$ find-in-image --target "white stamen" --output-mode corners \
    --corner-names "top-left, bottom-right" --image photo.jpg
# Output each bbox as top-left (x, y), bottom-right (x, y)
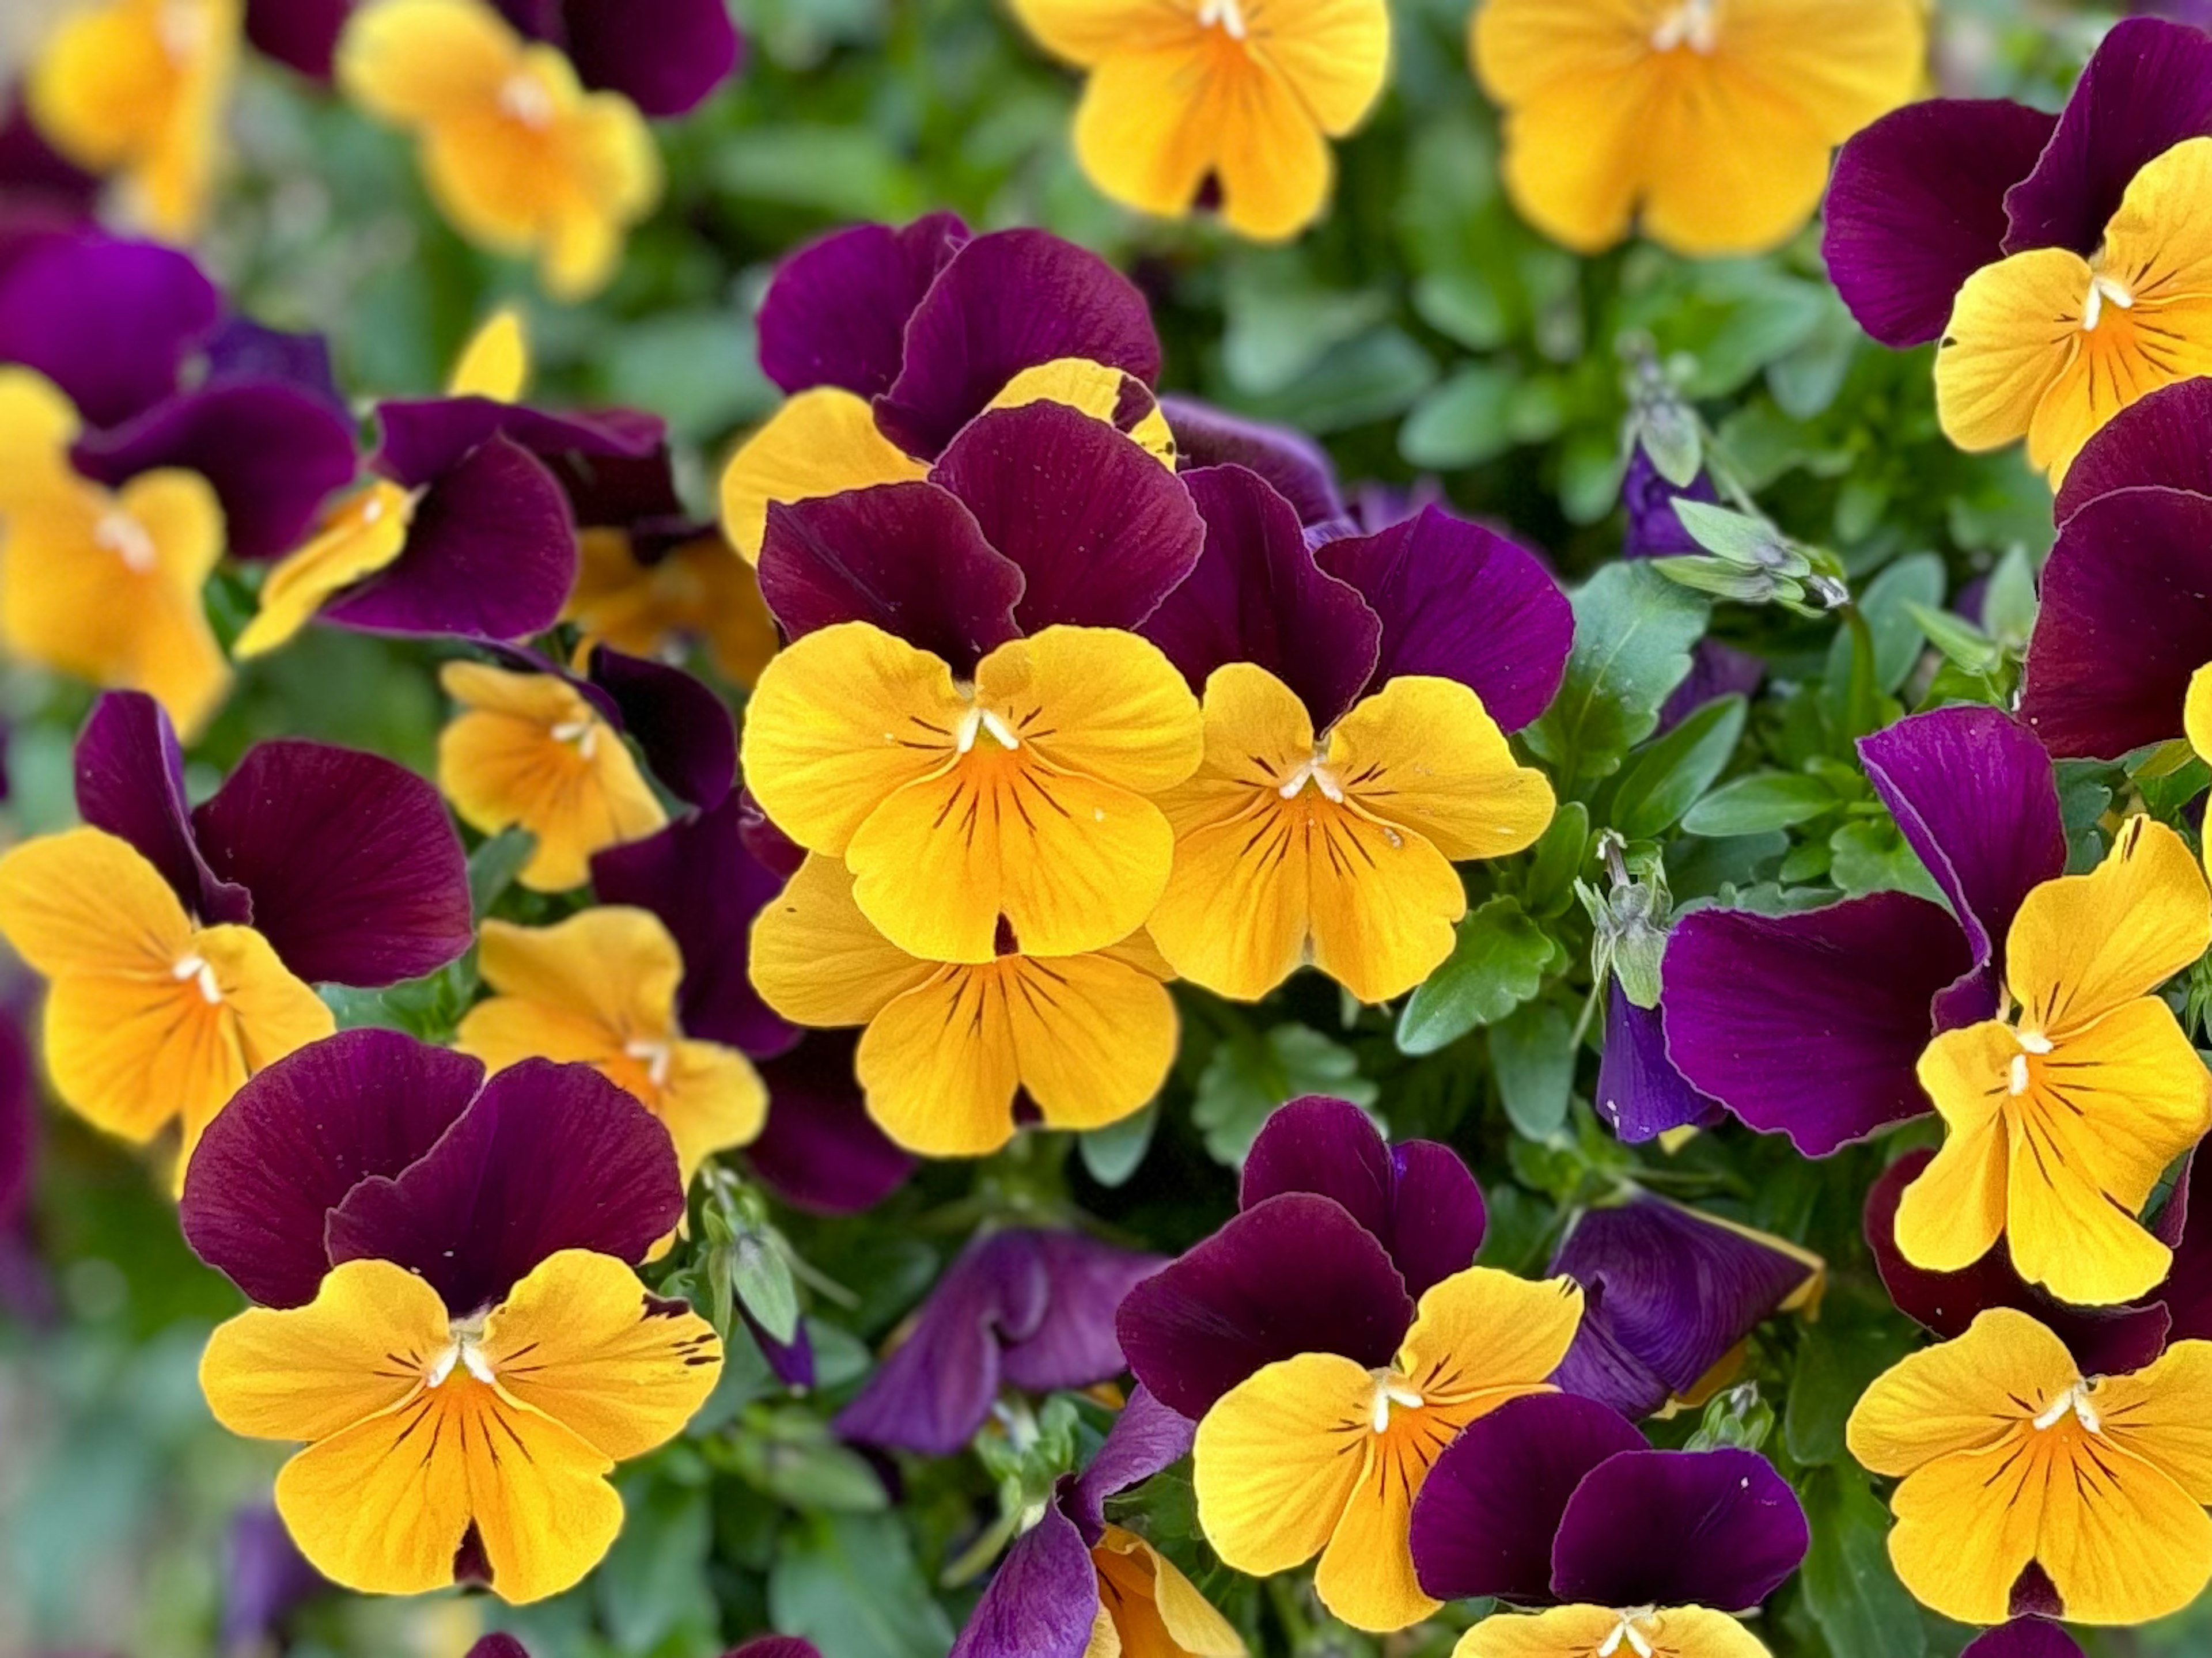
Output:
top-left (171, 953), bottom-right (221, 1004)
top-left (361, 495), bottom-right (385, 525)
top-left (1367, 1374), bottom-right (1425, 1432)
top-left (549, 718), bottom-right (599, 760)
top-left (1599, 1612), bottom-right (1661, 1658)
top-left (2008, 1053), bottom-right (2031, 1097)
top-left (624, 1036), bottom-right (674, 1090)
top-left (159, 1), bottom-right (210, 60)
top-left (2016, 1029), bottom-right (2054, 1054)
top-left (2034, 1381), bottom-right (2102, 1435)
top-left (430, 1314), bottom-right (497, 1388)
top-left (1277, 754), bottom-right (1345, 803)
top-left (953, 707), bottom-right (1021, 754)
top-left (498, 73), bottom-right (555, 130)
top-left (1652, 0), bottom-right (1719, 53)
top-left (426, 1342), bottom-right (460, 1388)
top-left (94, 510), bottom-right (158, 574)
top-left (1197, 0), bottom-right (1248, 40)
top-left (2082, 274), bottom-right (2137, 332)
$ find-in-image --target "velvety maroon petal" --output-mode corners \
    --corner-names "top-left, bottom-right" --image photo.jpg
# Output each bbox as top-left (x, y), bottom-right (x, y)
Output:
top-left (1597, 985), bottom-right (1724, 1144)
top-left (724, 1642), bottom-right (822, 1658)
top-left (757, 482), bottom-right (1024, 676)
top-left (1549, 1197), bottom-right (1819, 1420)
top-left (931, 403), bottom-right (1204, 632)
top-left (1408, 1392), bottom-right (1644, 1605)
top-left (0, 233), bottom-right (217, 426)
top-left (2160, 1158), bottom-right (2212, 1344)
top-left (746, 1036), bottom-right (915, 1213)
top-left (373, 397), bottom-right (662, 493)
top-left (2055, 379), bottom-right (2212, 520)
top-left (244, 0), bottom-right (349, 77)
top-left (998, 1232), bottom-right (1163, 1394)
top-left (1662, 894), bottom-right (1968, 1156)
top-left (1550, 1448), bottom-right (1809, 1612)
top-left (1313, 505), bottom-right (1571, 731)
top-left (1067, 1387), bottom-right (1193, 1539)
top-left (466, 1639), bottom-right (531, 1658)
top-left (2021, 485), bottom-right (2212, 758)
top-left (179, 1031), bottom-right (484, 1308)
top-left (1823, 99), bottom-right (2058, 348)
top-left (1139, 465), bottom-right (1381, 731)
top-left (554, 0), bottom-right (741, 116)
top-left (1157, 395), bottom-right (1343, 526)
top-left (874, 229), bottom-right (1161, 462)
top-left (948, 1502), bottom-right (1098, 1658)
top-left (1962, 1624), bottom-right (2085, 1658)
top-left (1116, 1194), bottom-right (1412, 1420)
top-left (0, 98), bottom-right (98, 222)
top-left (2005, 17), bottom-right (2212, 256)
top-left (74, 691), bottom-right (250, 925)
top-left (192, 740), bottom-right (472, 988)
top-left (757, 214), bottom-right (969, 401)
top-left (323, 1058), bottom-right (684, 1316)
top-left (584, 646), bottom-right (736, 810)
top-left (201, 316), bottom-right (350, 425)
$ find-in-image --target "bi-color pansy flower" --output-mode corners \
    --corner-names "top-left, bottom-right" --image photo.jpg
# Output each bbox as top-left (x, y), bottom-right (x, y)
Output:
top-left (180, 1029), bottom-right (722, 1602)
top-left (1827, 17), bottom-right (2212, 481)
top-left (1474, 0), bottom-right (1924, 257)
top-left (1847, 1308), bottom-right (2212, 1625)
top-left (1410, 1393), bottom-right (1809, 1658)
top-left (0, 692), bottom-right (471, 1173)
top-left (1006, 0), bottom-right (1391, 241)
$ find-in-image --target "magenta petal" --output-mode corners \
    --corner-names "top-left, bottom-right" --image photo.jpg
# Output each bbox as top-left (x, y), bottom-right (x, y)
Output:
top-left (932, 403), bottom-right (1204, 632)
top-left (757, 214), bottom-right (970, 401)
top-left (1550, 1448), bottom-right (1808, 1612)
top-left (373, 396), bottom-right (662, 493)
top-left (2021, 485), bottom-right (2212, 758)
top-left (73, 691), bottom-right (250, 925)
top-left (1313, 506), bottom-right (1571, 731)
top-left (201, 316), bottom-right (349, 425)
top-left (552, 0), bottom-right (741, 116)
top-left (948, 1503), bottom-right (1098, 1658)
top-left (1823, 98), bottom-right (2058, 348)
top-left (757, 481), bottom-right (1025, 676)
top-left (2055, 379), bottom-right (2212, 519)
top-left (324, 1058), bottom-right (684, 1316)
top-left (1963, 1624), bottom-right (2085, 1658)
top-left (998, 1232), bottom-right (1162, 1395)
top-left (191, 740), bottom-right (472, 988)
top-left (1662, 894), bottom-right (1968, 1156)
top-left (1116, 1193), bottom-right (1413, 1419)
top-left (747, 1036), bottom-right (916, 1213)
top-left (1157, 395), bottom-right (1343, 526)
top-left (1139, 465), bottom-right (1381, 731)
top-left (466, 1640), bottom-right (532, 1658)
top-left (1408, 1391), bottom-right (1645, 1604)
top-left (1067, 1387), bottom-right (1193, 1538)
top-left (744, 1306), bottom-right (816, 1390)
top-left (725, 1642), bottom-right (822, 1658)
top-left (874, 229), bottom-right (1161, 462)
top-left (1621, 452), bottom-right (1720, 560)
top-left (584, 647), bottom-right (736, 809)
top-left (1596, 985), bottom-right (1723, 1144)
top-left (2005, 18), bottom-right (2212, 256)
top-left (244, 0), bottom-right (349, 77)
top-left (179, 1031), bottom-right (484, 1308)
top-left (0, 234), bottom-right (217, 426)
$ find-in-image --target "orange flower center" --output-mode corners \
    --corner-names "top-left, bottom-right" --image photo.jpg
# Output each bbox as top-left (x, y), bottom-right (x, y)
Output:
top-left (1652, 0), bottom-right (1719, 54)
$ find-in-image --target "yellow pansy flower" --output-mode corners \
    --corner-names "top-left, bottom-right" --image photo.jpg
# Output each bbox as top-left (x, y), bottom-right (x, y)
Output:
top-left (564, 527), bottom-right (781, 688)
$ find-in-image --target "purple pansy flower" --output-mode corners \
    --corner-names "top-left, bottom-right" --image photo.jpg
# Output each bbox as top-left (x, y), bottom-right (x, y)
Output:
top-left (1662, 704), bottom-right (2065, 1155)
top-left (836, 1228), bottom-right (1164, 1456)
top-left (472, 1639), bottom-right (820, 1658)
top-left (1116, 1096), bottom-right (1486, 1420)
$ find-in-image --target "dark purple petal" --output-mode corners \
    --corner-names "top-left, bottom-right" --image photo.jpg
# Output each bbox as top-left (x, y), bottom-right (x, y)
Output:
top-left (1620, 453), bottom-right (1721, 560)
top-left (1662, 894), bottom-right (1968, 1156)
top-left (1656, 644), bottom-right (1764, 737)
top-left (179, 1031), bottom-right (484, 1309)
top-left (1067, 1387), bottom-right (1193, 1539)
top-left (1865, 1151), bottom-right (2173, 1376)
top-left (590, 790), bottom-right (796, 1056)
top-left (1116, 1194), bottom-right (1412, 1420)
top-left (2005, 17), bottom-right (2212, 256)
top-left (757, 214), bottom-right (970, 401)
top-left (1408, 1392), bottom-right (1645, 1605)
top-left (757, 482), bottom-right (1024, 677)
top-left (1551, 1448), bottom-right (1809, 1612)
top-left (73, 691), bottom-right (249, 925)
top-left (201, 317), bottom-right (350, 424)
top-left (1157, 395), bottom-right (1343, 526)
top-left (931, 403), bottom-right (1204, 632)
top-left (0, 234), bottom-right (217, 426)
top-left (747, 1037), bottom-right (915, 1213)
top-left (373, 397), bottom-right (662, 493)
top-left (323, 434), bottom-right (575, 642)
top-left (874, 229), bottom-right (1161, 462)
top-left (948, 1503), bottom-right (1098, 1658)
top-left (1823, 99), bottom-right (2059, 348)
top-left (468, 1639), bottom-right (531, 1658)
top-left (998, 1232), bottom-right (1163, 1394)
top-left (743, 1304), bottom-right (816, 1390)
top-left (1313, 506), bottom-right (1571, 731)
top-left (244, 0), bottom-right (349, 77)
top-left (324, 1058), bottom-right (685, 1316)
top-left (2056, 379), bottom-right (2212, 519)
top-left (584, 646), bottom-right (736, 809)
top-left (724, 1642), bottom-right (823, 1658)
top-left (554, 0), bottom-right (742, 116)
top-left (738, 787), bottom-right (808, 881)
top-left (1596, 984), bottom-right (1724, 1144)
top-left (1962, 1624), bottom-right (2085, 1658)
top-left (0, 983), bottom-right (46, 1325)
top-left (2160, 1156), bottom-right (2212, 1343)
top-left (222, 1506), bottom-right (326, 1652)
top-left (1139, 465), bottom-right (1381, 731)
top-left (0, 99), bottom-right (97, 225)
top-left (192, 740), bottom-right (473, 988)
top-left (1549, 1197), bottom-right (1820, 1419)
top-left (2021, 485), bottom-right (2212, 758)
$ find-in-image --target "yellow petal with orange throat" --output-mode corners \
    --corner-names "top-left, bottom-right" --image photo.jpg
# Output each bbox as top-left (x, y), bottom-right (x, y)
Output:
top-left (719, 388), bottom-right (929, 563)
top-left (1193, 1350), bottom-right (1373, 1577)
top-left (235, 481), bottom-right (416, 659)
top-left (1894, 1022), bottom-right (2012, 1275)
top-left (2095, 1340), bottom-right (2212, 1503)
top-left (1332, 677), bottom-right (1554, 859)
top-left (855, 965), bottom-right (1024, 1156)
top-left (1399, 1267), bottom-right (1582, 1406)
top-left (1092, 1526), bottom-right (1246, 1658)
top-left (1455, 1605), bottom-right (1773, 1658)
top-left (747, 855), bottom-right (936, 1029)
top-left (1934, 247), bottom-right (2096, 460)
top-left (1845, 1307), bottom-right (2081, 1477)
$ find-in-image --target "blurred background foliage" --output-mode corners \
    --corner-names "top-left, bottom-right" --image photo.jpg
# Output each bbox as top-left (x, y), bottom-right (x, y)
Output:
top-left (3, 1), bottom-right (2205, 1656)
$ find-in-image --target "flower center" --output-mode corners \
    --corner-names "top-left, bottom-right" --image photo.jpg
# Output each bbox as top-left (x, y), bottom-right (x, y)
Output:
top-left (1366, 1370), bottom-right (1425, 1432)
top-left (1652, 0), bottom-right (1719, 53)
top-left (427, 1313), bottom-right (497, 1388)
top-left (624, 1035), bottom-right (673, 1090)
top-left (2008, 1026), bottom-right (2054, 1096)
top-left (171, 952), bottom-right (221, 1004)
top-left (159, 0), bottom-right (210, 62)
top-left (953, 706), bottom-right (1022, 755)
top-left (2033, 1380), bottom-right (2102, 1434)
top-left (1599, 1610), bottom-right (1662, 1658)
top-left (549, 718), bottom-right (600, 761)
top-left (498, 71), bottom-right (556, 131)
top-left (94, 510), bottom-right (158, 575)
top-left (2082, 273), bottom-right (2137, 332)
top-left (1277, 750), bottom-right (1344, 803)
top-left (1198, 0), bottom-right (1248, 40)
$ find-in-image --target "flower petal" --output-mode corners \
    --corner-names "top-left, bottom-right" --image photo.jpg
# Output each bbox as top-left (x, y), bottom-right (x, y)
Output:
top-left (746, 855), bottom-right (935, 1029)
top-left (719, 387), bottom-right (931, 564)
top-left (1191, 1351), bottom-right (1372, 1576)
top-left (853, 968), bottom-right (1024, 1156)
top-left (1069, 1387), bottom-right (1196, 1532)
top-left (947, 1501), bottom-right (1098, 1658)
top-left (1933, 246), bottom-right (2091, 457)
top-left (1962, 1624), bottom-right (2087, 1658)
top-left (1844, 1307), bottom-right (2080, 1476)
top-left (1158, 396), bottom-right (1343, 526)
top-left (2053, 377), bottom-right (2212, 519)
top-left (1551, 1448), bottom-right (1809, 1613)
top-left (73, 689), bottom-right (249, 925)
top-left (1001, 951), bottom-right (1179, 1136)
top-left (581, 646), bottom-right (737, 811)
top-left (756, 214), bottom-right (970, 401)
top-left (2006, 816), bottom-right (2210, 1034)
top-left (1596, 984), bottom-right (1724, 1145)
top-left (1330, 676), bottom-right (1556, 862)
top-left (746, 1034), bottom-right (916, 1215)
top-left (0, 233), bottom-right (217, 427)
top-left (551, 0), bottom-right (742, 117)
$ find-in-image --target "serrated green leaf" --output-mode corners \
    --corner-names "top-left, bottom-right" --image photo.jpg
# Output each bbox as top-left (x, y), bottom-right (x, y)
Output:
top-left (1489, 1001), bottom-right (1575, 1140)
top-left (1526, 564), bottom-right (1708, 786)
top-left (1397, 896), bottom-right (1554, 1056)
top-left (1609, 694), bottom-right (1749, 841)
top-left (1681, 772), bottom-right (1835, 837)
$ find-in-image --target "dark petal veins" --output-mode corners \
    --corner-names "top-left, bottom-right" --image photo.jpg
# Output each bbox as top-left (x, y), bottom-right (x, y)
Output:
top-left (946, 1501), bottom-right (1099, 1658)
top-left (2055, 378), bottom-right (2212, 519)
top-left (757, 214), bottom-right (970, 401)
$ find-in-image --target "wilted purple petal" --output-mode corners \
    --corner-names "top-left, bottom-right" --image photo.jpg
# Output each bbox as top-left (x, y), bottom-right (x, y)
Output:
top-left (747, 1037), bottom-right (915, 1213)
top-left (1663, 894), bottom-right (1969, 1156)
top-left (875, 229), bottom-right (1161, 462)
top-left (74, 692), bottom-right (250, 925)
top-left (324, 1058), bottom-right (684, 1316)
top-left (1116, 1193), bottom-right (1412, 1420)
top-left (1596, 985), bottom-right (1724, 1144)
top-left (1550, 1448), bottom-right (1809, 1612)
top-left (1823, 99), bottom-right (2059, 348)
top-left (2005, 17), bottom-right (2212, 257)
top-left (1620, 452), bottom-right (1721, 560)
top-left (1313, 506), bottom-right (1571, 731)
top-left (1067, 1387), bottom-right (1194, 1539)
top-left (932, 404), bottom-right (1203, 632)
top-left (179, 1031), bottom-right (485, 1309)
top-left (222, 1506), bottom-right (326, 1652)
top-left (551, 0), bottom-right (742, 117)
top-left (1962, 1625), bottom-right (2085, 1658)
top-left (244, 0), bottom-right (349, 77)
top-left (0, 234), bottom-right (217, 426)
top-left (948, 1503), bottom-right (1098, 1658)
top-left (1140, 465), bottom-right (1381, 731)
top-left (1158, 395), bottom-right (1343, 526)
top-left (2055, 379), bottom-right (2212, 519)
top-left (1408, 1391), bottom-right (1645, 1605)
top-left (998, 1232), bottom-right (1162, 1394)
top-left (757, 214), bottom-right (969, 401)
top-left (584, 646), bottom-right (736, 809)
top-left (1656, 646), bottom-right (1763, 737)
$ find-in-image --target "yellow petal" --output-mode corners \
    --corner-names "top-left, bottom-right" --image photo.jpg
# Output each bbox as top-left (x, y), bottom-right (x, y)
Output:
top-left (535, 93), bottom-right (661, 301)
top-left (272, 1390), bottom-right (480, 1598)
top-left (1398, 1267), bottom-right (1584, 1405)
top-left (2187, 663), bottom-right (2212, 775)
top-left (0, 828), bottom-right (193, 980)
top-left (855, 966), bottom-right (1022, 1157)
top-left (1305, 803), bottom-right (1467, 1005)
top-left (745, 854), bottom-right (935, 1027)
top-left (1003, 951), bottom-right (1177, 1133)
top-left (1330, 677), bottom-right (1555, 862)
top-left (2095, 1340), bottom-right (2212, 1504)
top-left (1632, 56), bottom-right (1835, 258)
top-left (976, 627), bottom-right (1206, 798)
top-left (1845, 1307), bottom-right (2080, 1477)
top-left (987, 358), bottom-right (1177, 468)
top-left (472, 908), bottom-right (686, 1050)
top-left (2033, 1433), bottom-right (2212, 1626)
top-left (1312, 1421), bottom-right (1440, 1633)
top-left (1894, 1022), bottom-right (2012, 1274)
top-left (459, 1389), bottom-right (628, 1604)
top-left (1192, 1350), bottom-right (1372, 1576)
top-left (1093, 1527), bottom-right (1247, 1658)
top-left (181, 922), bottom-right (339, 1155)
top-left (1883, 1433), bottom-right (2045, 1626)
top-left (1455, 1605), bottom-right (1772, 1658)
top-left (336, 0), bottom-right (518, 127)
top-left (449, 305), bottom-right (531, 401)
top-left (565, 529), bottom-right (780, 688)
top-left (1935, 248), bottom-right (2092, 456)
top-left (1716, 0), bottom-right (1927, 140)
top-left (235, 482), bottom-right (416, 659)
top-left (0, 367), bottom-right (83, 471)
top-left (1248, 0), bottom-right (1392, 135)
top-left (657, 1039), bottom-right (769, 1178)
top-left (1067, 43), bottom-right (1219, 225)
top-left (718, 388), bottom-right (929, 563)
top-left (1007, 0), bottom-right (1192, 62)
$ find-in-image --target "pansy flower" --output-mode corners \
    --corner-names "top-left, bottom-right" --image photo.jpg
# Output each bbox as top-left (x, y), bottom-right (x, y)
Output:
top-left (1410, 1391), bottom-right (1809, 1657)
top-left (0, 692), bottom-right (471, 1171)
top-left (180, 1029), bottom-right (721, 1602)
top-left (1848, 1308), bottom-right (2212, 1625)
top-left (1136, 472), bottom-right (1566, 1003)
top-left (24, 0), bottom-right (240, 240)
top-left (1006, 0), bottom-right (1390, 241)
top-left (566, 521), bottom-right (778, 686)
top-left (1827, 17), bottom-right (2212, 481)
top-left (950, 1388), bottom-right (1242, 1658)
top-left (720, 217), bottom-right (1168, 560)
top-left (1474, 0), bottom-right (1924, 257)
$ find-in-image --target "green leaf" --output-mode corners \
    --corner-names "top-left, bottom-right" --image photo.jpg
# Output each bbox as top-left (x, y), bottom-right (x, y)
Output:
top-left (1399, 365), bottom-right (1518, 468)
top-left (1799, 1464), bottom-right (1929, 1658)
top-left (1830, 819), bottom-right (1946, 904)
top-left (1527, 564), bottom-right (1709, 786)
top-left (1521, 801), bottom-right (1590, 919)
top-left (1078, 1102), bottom-right (1158, 1188)
top-left (1397, 896), bottom-right (1554, 1056)
top-left (730, 1234), bottom-right (801, 1345)
top-left (596, 1479), bottom-right (715, 1656)
top-left (770, 1513), bottom-right (953, 1658)
top-left (1983, 543), bottom-right (2040, 647)
top-left (1903, 601), bottom-right (2000, 674)
top-left (1608, 694), bottom-right (1749, 841)
top-left (1192, 1025), bottom-right (1378, 1166)
top-left (467, 829), bottom-right (536, 917)
top-left (1786, 1310), bottom-right (1916, 1468)
top-left (1827, 552), bottom-right (1945, 699)
top-left (1489, 1001), bottom-right (1575, 1140)
top-left (1673, 500), bottom-right (1802, 571)
top-left (1681, 772), bottom-right (1836, 837)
